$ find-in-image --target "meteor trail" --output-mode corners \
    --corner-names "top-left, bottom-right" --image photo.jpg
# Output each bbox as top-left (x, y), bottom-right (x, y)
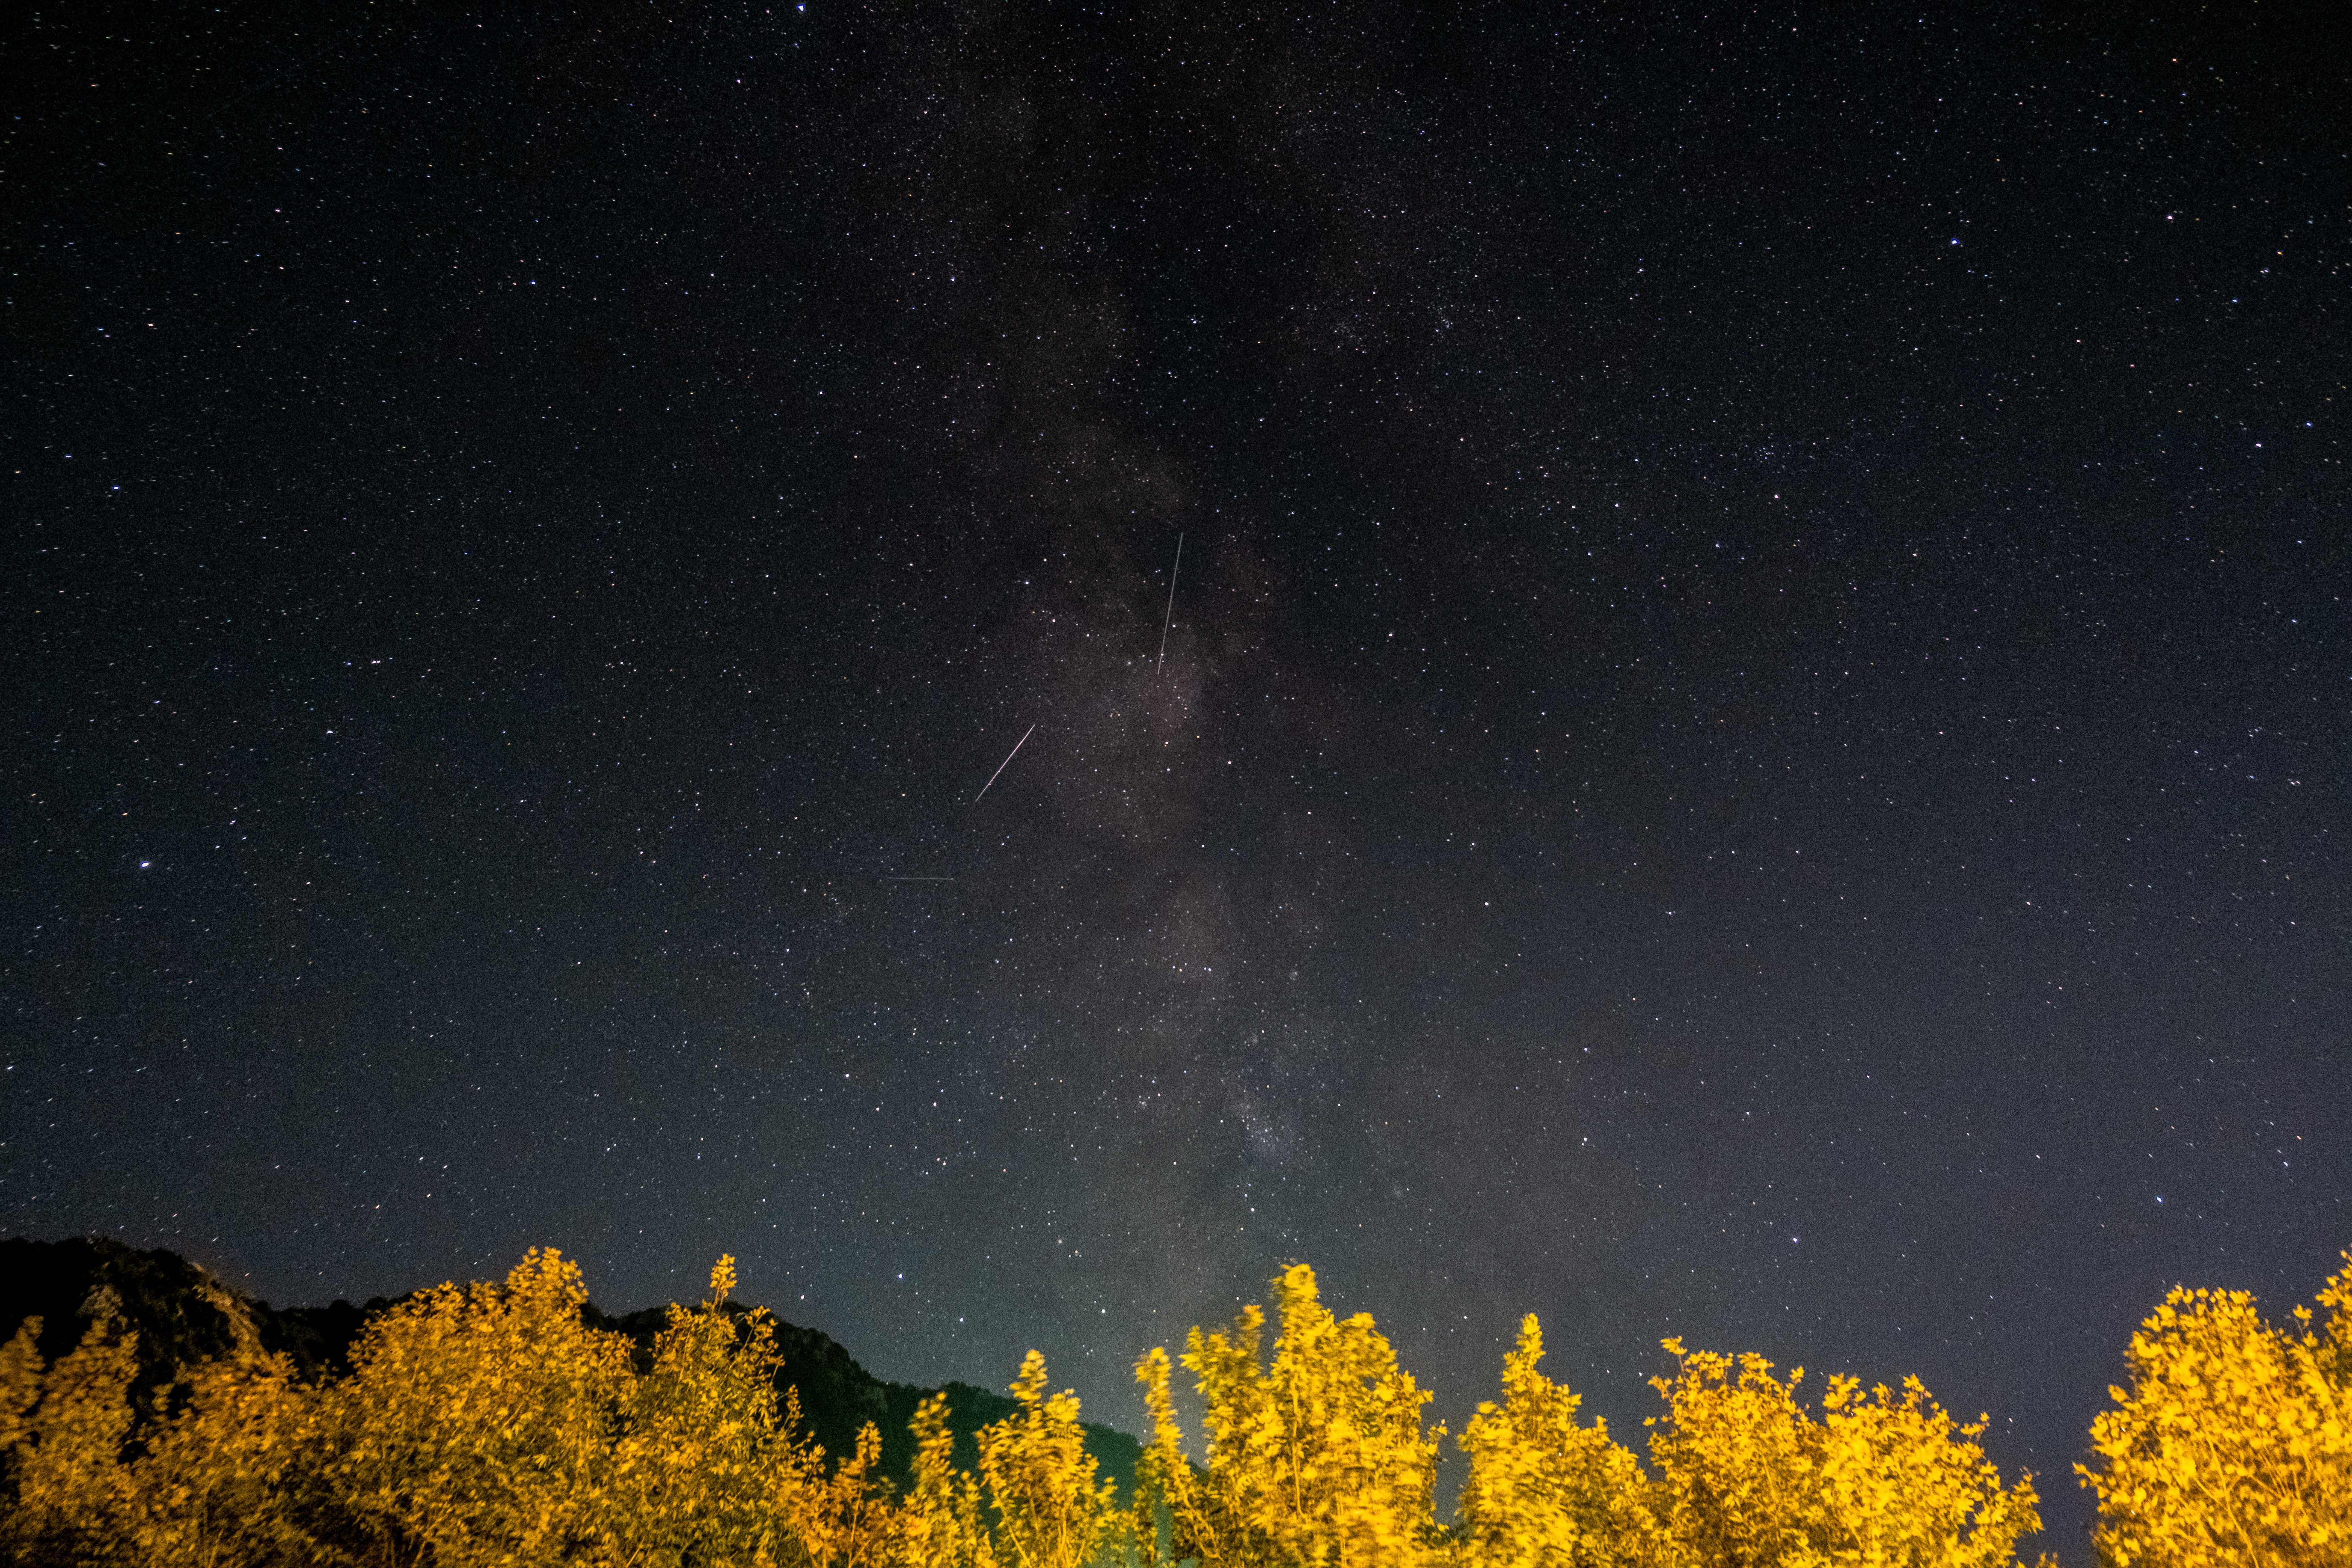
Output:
top-left (1155, 532), bottom-right (1184, 677)
top-left (974, 723), bottom-right (1037, 802)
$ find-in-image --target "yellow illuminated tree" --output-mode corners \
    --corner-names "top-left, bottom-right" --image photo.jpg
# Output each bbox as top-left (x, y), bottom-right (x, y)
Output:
top-left (609, 1252), bottom-right (810, 1567)
top-left (1645, 1338), bottom-right (2043, 1568)
top-left (1134, 1343), bottom-right (1214, 1566)
top-left (1454, 1315), bottom-right (1658, 1568)
top-left (122, 1345), bottom-right (326, 1568)
top-left (325, 1246), bottom-right (637, 1566)
top-left (1813, 1372), bottom-right (2044, 1568)
top-left (1137, 1262), bottom-right (1439, 1568)
top-left (907, 1389), bottom-right (1001, 1568)
top-left (977, 1349), bottom-right (1122, 1568)
top-left (1645, 1343), bottom-right (1823, 1568)
top-left (784, 1416), bottom-right (905, 1568)
top-left (2078, 1251), bottom-right (2352, 1568)
top-left (2, 1315), bottom-right (141, 1567)
top-left (0, 1318), bottom-right (44, 1456)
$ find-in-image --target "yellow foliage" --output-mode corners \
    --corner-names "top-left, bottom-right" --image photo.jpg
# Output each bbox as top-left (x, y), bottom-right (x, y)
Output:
top-left (49, 1239), bottom-right (2352, 1568)
top-left (1646, 1338), bottom-right (2042, 1568)
top-left (1139, 1262), bottom-right (1440, 1568)
top-left (0, 1317), bottom-right (45, 1458)
top-left (124, 1346), bottom-right (327, 1568)
top-left (785, 1417), bottom-right (903, 1568)
top-left (1455, 1315), bottom-right (1659, 1568)
top-left (1812, 1374), bottom-right (2044, 1568)
top-left (609, 1251), bottom-right (808, 1567)
top-left (2077, 1251), bottom-right (2352, 1568)
top-left (908, 1390), bottom-right (1001, 1568)
top-left (325, 1245), bottom-right (639, 1565)
top-left (977, 1350), bottom-right (1122, 1568)
top-left (3, 1314), bottom-right (141, 1566)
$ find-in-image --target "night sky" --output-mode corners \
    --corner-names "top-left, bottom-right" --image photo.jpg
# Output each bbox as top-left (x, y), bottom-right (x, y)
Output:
top-left (6, 1), bottom-right (2349, 1554)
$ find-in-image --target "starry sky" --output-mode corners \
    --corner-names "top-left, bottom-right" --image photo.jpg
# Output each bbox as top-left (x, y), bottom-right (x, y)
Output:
top-left (6, 0), bottom-right (2349, 1554)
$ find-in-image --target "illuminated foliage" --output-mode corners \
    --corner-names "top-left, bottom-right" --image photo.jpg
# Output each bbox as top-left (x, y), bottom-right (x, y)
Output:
top-left (608, 1253), bottom-right (808, 1566)
top-left (2078, 1251), bottom-right (2352, 1568)
top-left (28, 1240), bottom-right (2352, 1568)
top-left (123, 1346), bottom-right (325, 1568)
top-left (0, 1318), bottom-right (44, 1456)
top-left (787, 1416), bottom-right (905, 1568)
top-left (324, 1246), bottom-right (638, 1564)
top-left (1138, 1262), bottom-right (1440, 1568)
top-left (977, 1351), bottom-right (1124, 1568)
top-left (908, 1390), bottom-right (1001, 1568)
top-left (1645, 1338), bottom-right (2043, 1568)
top-left (2, 1315), bottom-right (140, 1566)
top-left (1454, 1315), bottom-right (1658, 1568)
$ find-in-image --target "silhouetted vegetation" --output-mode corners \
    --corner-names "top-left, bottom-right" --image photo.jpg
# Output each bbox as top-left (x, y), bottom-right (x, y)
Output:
top-left (1, 1238), bottom-right (2346, 1566)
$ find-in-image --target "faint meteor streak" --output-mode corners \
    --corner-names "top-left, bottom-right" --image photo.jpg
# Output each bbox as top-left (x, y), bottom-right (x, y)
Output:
top-left (974, 723), bottom-right (1037, 802)
top-left (1155, 532), bottom-right (1184, 677)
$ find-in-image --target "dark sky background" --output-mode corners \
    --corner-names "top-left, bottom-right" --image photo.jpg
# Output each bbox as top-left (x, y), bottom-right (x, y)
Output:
top-left (6, 0), bottom-right (2349, 1555)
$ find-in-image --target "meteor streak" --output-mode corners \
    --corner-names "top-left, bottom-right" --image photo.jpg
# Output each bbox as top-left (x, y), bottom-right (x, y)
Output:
top-left (974, 723), bottom-right (1037, 802)
top-left (1155, 532), bottom-right (1183, 677)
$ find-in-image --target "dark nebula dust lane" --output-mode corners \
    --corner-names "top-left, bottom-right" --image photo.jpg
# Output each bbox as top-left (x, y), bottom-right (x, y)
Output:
top-left (6, 0), bottom-right (2349, 1554)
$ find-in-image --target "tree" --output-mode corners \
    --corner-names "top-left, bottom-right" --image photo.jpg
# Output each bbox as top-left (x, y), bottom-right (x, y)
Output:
top-left (1646, 1338), bottom-right (2043, 1568)
top-left (906, 1390), bottom-right (999, 1568)
top-left (1455, 1315), bottom-right (1658, 1568)
top-left (782, 1416), bottom-right (903, 1568)
top-left (325, 1246), bottom-right (637, 1566)
top-left (976, 1350), bottom-right (1122, 1568)
top-left (2, 1315), bottom-right (141, 1567)
top-left (122, 1346), bottom-right (326, 1568)
top-left (609, 1253), bottom-right (809, 1567)
top-left (0, 1318), bottom-right (44, 1455)
top-left (1138, 1262), bottom-right (1439, 1568)
top-left (2078, 1251), bottom-right (2352, 1568)
top-left (1811, 1372), bottom-right (2044, 1568)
